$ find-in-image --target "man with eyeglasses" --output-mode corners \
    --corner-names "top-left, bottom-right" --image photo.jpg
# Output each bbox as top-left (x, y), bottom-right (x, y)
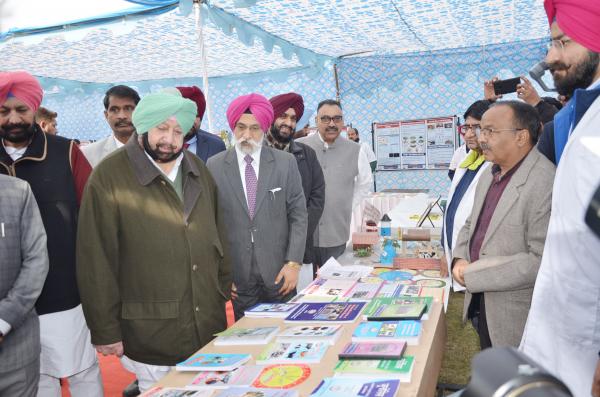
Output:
top-left (297, 99), bottom-right (372, 269)
top-left (451, 100), bottom-right (555, 351)
top-left (520, 1), bottom-right (600, 396)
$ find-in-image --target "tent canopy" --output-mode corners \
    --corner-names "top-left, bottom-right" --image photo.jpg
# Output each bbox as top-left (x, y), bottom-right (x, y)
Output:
top-left (0, 0), bottom-right (549, 83)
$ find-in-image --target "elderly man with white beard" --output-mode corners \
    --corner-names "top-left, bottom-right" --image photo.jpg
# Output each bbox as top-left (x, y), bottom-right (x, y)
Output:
top-left (207, 93), bottom-right (307, 320)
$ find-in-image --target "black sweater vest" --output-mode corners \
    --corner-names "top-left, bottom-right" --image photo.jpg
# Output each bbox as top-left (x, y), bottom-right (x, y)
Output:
top-left (0, 130), bottom-right (80, 315)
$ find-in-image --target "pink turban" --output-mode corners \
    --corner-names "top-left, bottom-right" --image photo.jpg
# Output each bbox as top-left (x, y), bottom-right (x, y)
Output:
top-left (269, 92), bottom-right (305, 121)
top-left (545, 0), bottom-right (600, 53)
top-left (226, 93), bottom-right (274, 133)
top-left (0, 71), bottom-right (43, 112)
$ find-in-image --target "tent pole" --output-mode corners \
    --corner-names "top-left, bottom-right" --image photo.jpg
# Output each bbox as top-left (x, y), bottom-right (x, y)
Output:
top-left (333, 62), bottom-right (341, 102)
top-left (195, 0), bottom-right (214, 134)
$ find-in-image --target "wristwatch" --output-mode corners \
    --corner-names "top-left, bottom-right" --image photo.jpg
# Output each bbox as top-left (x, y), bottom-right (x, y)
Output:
top-left (285, 261), bottom-right (302, 270)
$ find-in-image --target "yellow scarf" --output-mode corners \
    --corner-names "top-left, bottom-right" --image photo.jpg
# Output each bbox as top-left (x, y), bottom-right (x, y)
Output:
top-left (459, 150), bottom-right (485, 170)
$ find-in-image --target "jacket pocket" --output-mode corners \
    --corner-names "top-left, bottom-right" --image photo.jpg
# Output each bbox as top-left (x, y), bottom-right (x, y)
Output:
top-left (121, 300), bottom-right (179, 320)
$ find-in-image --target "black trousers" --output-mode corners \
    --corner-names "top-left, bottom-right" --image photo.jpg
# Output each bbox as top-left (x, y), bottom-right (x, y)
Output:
top-left (232, 247), bottom-right (295, 321)
top-left (313, 244), bottom-right (347, 271)
top-left (469, 293), bottom-right (492, 350)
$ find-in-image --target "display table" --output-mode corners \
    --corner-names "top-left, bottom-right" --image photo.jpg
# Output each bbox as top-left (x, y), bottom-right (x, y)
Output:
top-left (155, 288), bottom-right (446, 397)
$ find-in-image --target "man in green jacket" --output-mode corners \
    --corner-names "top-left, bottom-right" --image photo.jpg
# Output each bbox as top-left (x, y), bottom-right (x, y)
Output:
top-left (76, 91), bottom-right (232, 392)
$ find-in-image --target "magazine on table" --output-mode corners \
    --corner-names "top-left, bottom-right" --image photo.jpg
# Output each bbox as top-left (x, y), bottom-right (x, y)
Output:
top-left (309, 378), bottom-right (400, 397)
top-left (256, 341), bottom-right (329, 364)
top-left (213, 327), bottom-right (279, 346)
top-left (352, 320), bottom-right (422, 345)
top-left (285, 302), bottom-right (366, 324)
top-left (176, 353), bottom-right (251, 372)
top-left (276, 325), bottom-right (343, 345)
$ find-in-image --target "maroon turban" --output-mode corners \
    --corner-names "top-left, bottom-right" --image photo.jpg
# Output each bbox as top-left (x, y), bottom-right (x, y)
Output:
top-left (545, 0), bottom-right (600, 52)
top-left (176, 86), bottom-right (206, 121)
top-left (269, 92), bottom-right (304, 122)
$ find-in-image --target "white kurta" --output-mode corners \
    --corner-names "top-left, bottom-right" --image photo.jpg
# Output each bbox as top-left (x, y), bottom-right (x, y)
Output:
top-left (39, 305), bottom-right (97, 378)
top-left (520, 92), bottom-right (600, 397)
top-left (442, 161), bottom-right (490, 291)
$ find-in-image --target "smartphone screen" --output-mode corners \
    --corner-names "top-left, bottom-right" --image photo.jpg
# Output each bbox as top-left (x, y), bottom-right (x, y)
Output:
top-left (493, 77), bottom-right (521, 95)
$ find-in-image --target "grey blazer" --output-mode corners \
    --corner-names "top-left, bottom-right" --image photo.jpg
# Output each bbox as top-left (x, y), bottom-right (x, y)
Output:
top-left (0, 175), bottom-right (49, 372)
top-left (207, 147), bottom-right (307, 290)
top-left (80, 135), bottom-right (119, 168)
top-left (453, 148), bottom-right (555, 347)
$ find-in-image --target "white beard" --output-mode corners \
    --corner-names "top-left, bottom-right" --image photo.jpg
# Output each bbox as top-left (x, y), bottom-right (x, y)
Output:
top-left (233, 135), bottom-right (264, 155)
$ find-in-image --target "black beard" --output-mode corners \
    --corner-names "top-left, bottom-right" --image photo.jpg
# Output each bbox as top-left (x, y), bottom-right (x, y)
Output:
top-left (142, 133), bottom-right (183, 163)
top-left (551, 52), bottom-right (600, 97)
top-left (269, 124), bottom-right (293, 145)
top-left (0, 121), bottom-right (36, 143)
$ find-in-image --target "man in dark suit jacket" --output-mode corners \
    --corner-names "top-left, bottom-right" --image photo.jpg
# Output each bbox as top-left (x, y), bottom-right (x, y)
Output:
top-left (177, 86), bottom-right (226, 163)
top-left (267, 93), bottom-right (325, 276)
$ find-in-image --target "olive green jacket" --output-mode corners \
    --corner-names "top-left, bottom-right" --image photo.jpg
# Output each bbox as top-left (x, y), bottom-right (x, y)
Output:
top-left (76, 137), bottom-right (231, 365)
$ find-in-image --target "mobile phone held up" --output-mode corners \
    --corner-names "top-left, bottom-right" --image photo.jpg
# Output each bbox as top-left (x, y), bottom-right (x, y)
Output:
top-left (493, 77), bottom-right (521, 95)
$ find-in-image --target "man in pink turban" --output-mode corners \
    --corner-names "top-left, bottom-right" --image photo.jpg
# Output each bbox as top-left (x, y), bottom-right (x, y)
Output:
top-left (266, 93), bottom-right (324, 290)
top-left (0, 71), bottom-right (103, 396)
top-left (520, 2), bottom-right (600, 396)
top-left (176, 85), bottom-right (225, 163)
top-left (207, 93), bottom-right (307, 320)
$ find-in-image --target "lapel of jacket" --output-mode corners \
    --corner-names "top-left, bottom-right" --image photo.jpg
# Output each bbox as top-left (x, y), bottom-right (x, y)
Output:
top-left (253, 147), bottom-right (275, 217)
top-left (466, 168), bottom-right (493, 247)
top-left (224, 148), bottom-right (250, 216)
top-left (480, 149), bottom-right (538, 249)
top-left (181, 152), bottom-right (203, 223)
top-left (196, 132), bottom-right (209, 163)
top-left (104, 136), bottom-right (118, 158)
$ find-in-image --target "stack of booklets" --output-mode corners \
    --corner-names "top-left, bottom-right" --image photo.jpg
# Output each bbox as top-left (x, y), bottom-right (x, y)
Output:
top-left (256, 341), bottom-right (329, 364)
top-left (244, 303), bottom-right (299, 319)
top-left (176, 353), bottom-right (251, 372)
top-left (343, 281), bottom-right (383, 302)
top-left (338, 341), bottom-right (406, 359)
top-left (300, 278), bottom-right (357, 299)
top-left (333, 356), bottom-right (415, 383)
top-left (362, 297), bottom-right (432, 321)
top-left (186, 364), bottom-right (312, 390)
top-left (310, 378), bottom-right (400, 397)
top-left (285, 302), bottom-right (366, 323)
top-left (186, 365), bottom-right (264, 390)
top-left (213, 327), bottom-right (279, 346)
top-left (375, 283), bottom-right (422, 299)
top-left (141, 387), bottom-right (213, 397)
top-left (215, 387), bottom-right (298, 397)
top-left (276, 325), bottom-right (343, 345)
top-left (352, 320), bottom-right (422, 345)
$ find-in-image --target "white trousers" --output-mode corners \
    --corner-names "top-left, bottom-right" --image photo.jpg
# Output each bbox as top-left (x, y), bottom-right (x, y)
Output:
top-left (120, 356), bottom-right (173, 392)
top-left (37, 360), bottom-right (103, 397)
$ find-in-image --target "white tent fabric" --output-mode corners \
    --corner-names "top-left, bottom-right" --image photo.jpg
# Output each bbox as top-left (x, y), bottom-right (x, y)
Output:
top-left (0, 0), bottom-right (549, 83)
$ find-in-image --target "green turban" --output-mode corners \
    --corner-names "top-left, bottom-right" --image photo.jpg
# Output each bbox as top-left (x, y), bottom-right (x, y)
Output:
top-left (132, 92), bottom-right (197, 134)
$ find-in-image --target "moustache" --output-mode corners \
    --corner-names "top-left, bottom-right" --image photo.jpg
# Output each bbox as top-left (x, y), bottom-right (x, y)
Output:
top-left (2, 122), bottom-right (31, 132)
top-left (548, 62), bottom-right (569, 74)
top-left (115, 121), bottom-right (133, 127)
top-left (479, 142), bottom-right (491, 151)
top-left (325, 127), bottom-right (339, 132)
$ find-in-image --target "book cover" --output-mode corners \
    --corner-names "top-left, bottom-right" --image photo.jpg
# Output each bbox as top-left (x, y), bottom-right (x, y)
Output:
top-left (338, 341), bottom-right (406, 360)
top-left (367, 302), bottom-right (426, 321)
top-left (375, 282), bottom-right (406, 299)
top-left (213, 327), bottom-right (279, 346)
top-left (317, 268), bottom-right (364, 280)
top-left (176, 353), bottom-right (251, 372)
top-left (362, 297), bottom-right (432, 320)
top-left (244, 303), bottom-right (299, 318)
top-left (256, 341), bottom-right (329, 364)
top-left (251, 364), bottom-right (311, 389)
top-left (302, 279), bottom-right (357, 298)
top-left (276, 325), bottom-right (342, 345)
top-left (215, 387), bottom-right (298, 397)
top-left (333, 356), bottom-right (415, 382)
top-left (142, 386), bottom-right (214, 396)
top-left (285, 302), bottom-right (366, 323)
top-left (343, 282), bottom-right (383, 301)
top-left (289, 294), bottom-right (342, 304)
top-left (186, 366), bottom-right (263, 390)
top-left (352, 320), bottom-right (421, 345)
top-left (310, 378), bottom-right (400, 397)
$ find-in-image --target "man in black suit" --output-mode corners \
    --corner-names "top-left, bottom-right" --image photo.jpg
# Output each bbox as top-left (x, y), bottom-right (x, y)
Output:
top-left (177, 86), bottom-right (226, 163)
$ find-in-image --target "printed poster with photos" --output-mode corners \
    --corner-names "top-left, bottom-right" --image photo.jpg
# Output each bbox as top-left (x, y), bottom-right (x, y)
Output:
top-left (373, 115), bottom-right (457, 170)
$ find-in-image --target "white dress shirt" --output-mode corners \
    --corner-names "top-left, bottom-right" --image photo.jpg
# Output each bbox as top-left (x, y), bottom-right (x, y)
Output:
top-left (235, 145), bottom-right (262, 206)
top-left (2, 143), bottom-right (27, 161)
top-left (113, 135), bottom-right (125, 149)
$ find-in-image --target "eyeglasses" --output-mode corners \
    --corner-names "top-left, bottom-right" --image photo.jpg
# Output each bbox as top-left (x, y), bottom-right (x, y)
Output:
top-left (319, 115), bottom-right (343, 124)
top-left (459, 124), bottom-right (480, 136)
top-left (475, 127), bottom-right (525, 138)
top-left (546, 38), bottom-right (572, 52)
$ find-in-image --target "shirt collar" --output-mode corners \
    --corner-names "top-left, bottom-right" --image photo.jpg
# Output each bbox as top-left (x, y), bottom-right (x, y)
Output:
top-left (491, 155), bottom-right (526, 181)
top-left (235, 145), bottom-right (262, 165)
top-left (113, 135), bottom-right (125, 149)
top-left (588, 78), bottom-right (600, 91)
top-left (185, 134), bottom-right (198, 145)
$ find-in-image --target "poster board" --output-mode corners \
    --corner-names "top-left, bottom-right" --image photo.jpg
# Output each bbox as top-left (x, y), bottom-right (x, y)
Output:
top-left (374, 115), bottom-right (458, 170)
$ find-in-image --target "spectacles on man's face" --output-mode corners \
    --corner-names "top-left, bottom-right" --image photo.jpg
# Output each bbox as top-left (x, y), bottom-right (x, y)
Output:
top-left (546, 38), bottom-right (573, 52)
top-left (319, 115), bottom-right (343, 124)
top-left (475, 127), bottom-right (525, 138)
top-left (459, 123), bottom-right (480, 136)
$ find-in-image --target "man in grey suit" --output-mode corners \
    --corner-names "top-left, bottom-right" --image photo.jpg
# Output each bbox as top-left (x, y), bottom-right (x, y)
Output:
top-left (452, 100), bottom-right (555, 348)
top-left (81, 85), bottom-right (140, 167)
top-left (0, 175), bottom-right (49, 396)
top-left (207, 93), bottom-right (307, 320)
